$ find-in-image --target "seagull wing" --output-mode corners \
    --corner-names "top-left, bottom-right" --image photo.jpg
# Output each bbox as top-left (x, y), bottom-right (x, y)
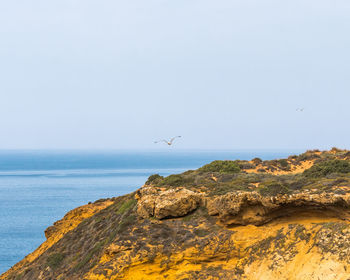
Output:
top-left (154, 140), bottom-right (169, 144)
top-left (169, 136), bottom-right (181, 144)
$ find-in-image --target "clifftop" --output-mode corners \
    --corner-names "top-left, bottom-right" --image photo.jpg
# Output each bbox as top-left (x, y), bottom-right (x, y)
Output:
top-left (3, 148), bottom-right (350, 280)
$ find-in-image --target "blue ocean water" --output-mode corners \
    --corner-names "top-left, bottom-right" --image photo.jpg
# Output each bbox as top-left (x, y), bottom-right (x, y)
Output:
top-left (0, 150), bottom-right (300, 274)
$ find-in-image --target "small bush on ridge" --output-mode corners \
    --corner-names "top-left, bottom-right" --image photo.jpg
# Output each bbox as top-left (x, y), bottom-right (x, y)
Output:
top-left (199, 160), bottom-right (240, 174)
top-left (303, 160), bottom-right (350, 178)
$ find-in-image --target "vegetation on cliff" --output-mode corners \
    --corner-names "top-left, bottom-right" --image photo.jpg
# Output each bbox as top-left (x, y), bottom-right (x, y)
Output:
top-left (2, 148), bottom-right (350, 280)
top-left (145, 148), bottom-right (350, 198)
top-left (303, 159), bottom-right (350, 178)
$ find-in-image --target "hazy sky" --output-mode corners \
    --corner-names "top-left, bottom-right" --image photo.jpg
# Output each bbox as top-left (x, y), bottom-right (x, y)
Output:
top-left (0, 0), bottom-right (349, 150)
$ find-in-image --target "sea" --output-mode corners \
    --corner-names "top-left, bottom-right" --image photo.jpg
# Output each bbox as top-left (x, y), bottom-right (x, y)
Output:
top-left (0, 149), bottom-right (301, 274)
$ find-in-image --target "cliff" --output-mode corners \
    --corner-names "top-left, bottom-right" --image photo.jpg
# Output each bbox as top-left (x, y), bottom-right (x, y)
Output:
top-left (2, 148), bottom-right (350, 280)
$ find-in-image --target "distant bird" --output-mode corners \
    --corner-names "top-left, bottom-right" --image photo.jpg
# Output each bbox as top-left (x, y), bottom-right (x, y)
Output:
top-left (154, 136), bottom-right (182, 146)
top-left (296, 108), bottom-right (304, 112)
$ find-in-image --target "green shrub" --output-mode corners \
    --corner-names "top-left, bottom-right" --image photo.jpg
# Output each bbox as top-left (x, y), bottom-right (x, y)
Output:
top-left (287, 178), bottom-right (307, 190)
top-left (297, 151), bottom-right (321, 161)
top-left (303, 160), bottom-right (350, 178)
top-left (47, 253), bottom-right (64, 270)
top-left (278, 159), bottom-right (289, 168)
top-left (330, 147), bottom-right (342, 154)
top-left (198, 160), bottom-right (240, 174)
top-left (209, 183), bottom-right (251, 196)
top-left (117, 214), bottom-right (136, 233)
top-left (252, 158), bottom-right (262, 165)
top-left (258, 182), bottom-right (291, 196)
top-left (116, 199), bottom-right (137, 215)
top-left (145, 174), bottom-right (164, 185)
top-left (238, 162), bottom-right (255, 169)
top-left (160, 174), bottom-right (193, 187)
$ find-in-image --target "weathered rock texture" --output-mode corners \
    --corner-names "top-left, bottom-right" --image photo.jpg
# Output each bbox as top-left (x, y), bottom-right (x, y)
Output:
top-left (137, 187), bottom-right (203, 219)
top-left (206, 190), bottom-right (350, 225)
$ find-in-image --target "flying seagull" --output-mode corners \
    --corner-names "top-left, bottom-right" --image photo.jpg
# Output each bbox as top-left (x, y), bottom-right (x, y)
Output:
top-left (296, 108), bottom-right (304, 112)
top-left (154, 136), bottom-right (182, 146)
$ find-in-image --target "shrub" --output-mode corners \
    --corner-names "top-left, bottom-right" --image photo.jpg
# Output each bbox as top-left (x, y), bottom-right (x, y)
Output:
top-left (145, 174), bottom-right (164, 185)
top-left (298, 151), bottom-right (321, 161)
top-left (117, 214), bottom-right (136, 233)
top-left (160, 174), bottom-right (193, 187)
top-left (287, 179), bottom-right (306, 190)
top-left (209, 183), bottom-right (251, 196)
top-left (303, 160), bottom-right (350, 178)
top-left (278, 159), bottom-right (289, 168)
top-left (116, 199), bottom-right (137, 215)
top-left (258, 182), bottom-right (291, 196)
top-left (331, 147), bottom-right (342, 153)
top-left (47, 253), bottom-right (64, 270)
top-left (238, 162), bottom-right (255, 169)
top-left (198, 160), bottom-right (240, 174)
top-left (252, 158), bottom-right (262, 165)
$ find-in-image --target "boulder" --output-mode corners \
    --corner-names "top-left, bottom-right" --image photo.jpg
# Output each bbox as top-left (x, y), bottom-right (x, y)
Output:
top-left (137, 187), bottom-right (203, 219)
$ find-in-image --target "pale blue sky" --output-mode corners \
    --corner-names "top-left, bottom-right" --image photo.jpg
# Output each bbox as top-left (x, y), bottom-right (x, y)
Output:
top-left (0, 0), bottom-right (349, 150)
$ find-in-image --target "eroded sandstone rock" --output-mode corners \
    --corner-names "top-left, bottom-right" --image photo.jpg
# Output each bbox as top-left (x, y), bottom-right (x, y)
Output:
top-left (206, 191), bottom-right (350, 225)
top-left (137, 187), bottom-right (203, 219)
top-left (137, 186), bottom-right (350, 225)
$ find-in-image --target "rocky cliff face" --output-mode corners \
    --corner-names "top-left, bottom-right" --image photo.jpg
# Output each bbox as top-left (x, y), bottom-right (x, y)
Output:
top-left (2, 148), bottom-right (350, 280)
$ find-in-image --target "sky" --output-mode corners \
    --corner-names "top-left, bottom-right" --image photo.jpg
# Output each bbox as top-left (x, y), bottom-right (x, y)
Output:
top-left (0, 0), bottom-right (349, 150)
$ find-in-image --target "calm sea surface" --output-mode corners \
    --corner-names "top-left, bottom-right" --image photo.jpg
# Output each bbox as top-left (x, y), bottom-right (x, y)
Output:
top-left (0, 150), bottom-right (301, 273)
